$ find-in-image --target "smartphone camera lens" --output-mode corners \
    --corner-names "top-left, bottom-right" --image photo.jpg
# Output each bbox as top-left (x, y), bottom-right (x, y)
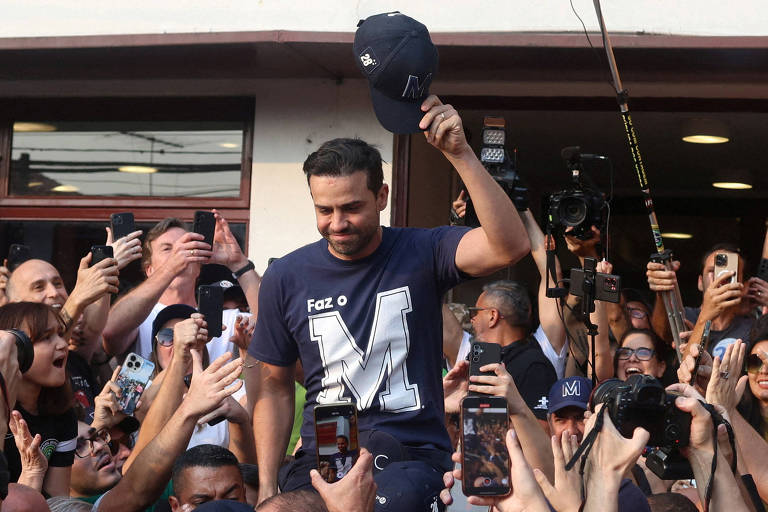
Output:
top-left (127, 362), bottom-right (134, 368)
top-left (130, 355), bottom-right (136, 361)
top-left (472, 356), bottom-right (479, 362)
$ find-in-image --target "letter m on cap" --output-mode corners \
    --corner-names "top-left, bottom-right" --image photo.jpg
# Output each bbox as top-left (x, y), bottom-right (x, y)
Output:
top-left (401, 73), bottom-right (432, 99)
top-left (562, 380), bottom-right (580, 397)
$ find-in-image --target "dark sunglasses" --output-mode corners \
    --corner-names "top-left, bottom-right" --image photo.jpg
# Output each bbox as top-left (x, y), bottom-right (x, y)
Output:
top-left (108, 434), bottom-right (135, 456)
top-left (616, 347), bottom-right (655, 361)
top-left (467, 307), bottom-right (504, 320)
top-left (155, 327), bottom-right (174, 347)
top-left (746, 353), bottom-right (767, 373)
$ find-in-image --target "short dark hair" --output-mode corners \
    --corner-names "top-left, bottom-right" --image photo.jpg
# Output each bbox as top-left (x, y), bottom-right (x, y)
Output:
top-left (646, 492), bottom-right (698, 512)
top-left (749, 313), bottom-right (768, 345)
top-left (172, 444), bottom-right (240, 496)
top-left (142, 217), bottom-right (187, 272)
top-left (700, 243), bottom-right (741, 273)
top-left (481, 280), bottom-right (531, 328)
top-left (0, 302), bottom-right (72, 415)
top-left (256, 489), bottom-right (328, 512)
top-left (614, 328), bottom-right (670, 376)
top-left (239, 463), bottom-right (259, 489)
top-left (302, 138), bottom-right (384, 194)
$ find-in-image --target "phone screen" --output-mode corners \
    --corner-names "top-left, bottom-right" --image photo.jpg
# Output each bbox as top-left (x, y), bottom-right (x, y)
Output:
top-left (461, 396), bottom-right (510, 496)
top-left (314, 403), bottom-right (359, 483)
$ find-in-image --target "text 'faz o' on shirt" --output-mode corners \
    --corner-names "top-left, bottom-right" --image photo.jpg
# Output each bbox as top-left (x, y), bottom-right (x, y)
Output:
top-left (249, 226), bottom-right (471, 454)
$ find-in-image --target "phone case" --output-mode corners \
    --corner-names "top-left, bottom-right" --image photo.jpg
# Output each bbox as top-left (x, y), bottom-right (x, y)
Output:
top-left (110, 212), bottom-right (135, 240)
top-left (7, 244), bottom-right (32, 270)
top-left (90, 245), bottom-right (114, 267)
top-left (469, 341), bottom-right (502, 378)
top-left (193, 211), bottom-right (216, 248)
top-left (314, 403), bottom-right (360, 483)
top-left (198, 285), bottom-right (223, 338)
top-left (116, 353), bottom-right (155, 415)
top-left (714, 251), bottom-right (739, 284)
top-left (461, 395), bottom-right (510, 496)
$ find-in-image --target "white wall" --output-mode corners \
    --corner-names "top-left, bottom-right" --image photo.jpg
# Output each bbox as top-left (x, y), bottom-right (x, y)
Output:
top-left (2, 0), bottom-right (767, 38)
top-left (248, 78), bottom-right (392, 273)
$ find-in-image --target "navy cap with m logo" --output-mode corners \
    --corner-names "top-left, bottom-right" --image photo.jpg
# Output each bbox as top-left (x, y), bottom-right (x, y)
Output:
top-left (354, 12), bottom-right (439, 134)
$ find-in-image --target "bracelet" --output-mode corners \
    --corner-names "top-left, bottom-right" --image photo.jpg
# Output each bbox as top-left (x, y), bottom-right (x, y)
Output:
top-left (232, 260), bottom-right (255, 280)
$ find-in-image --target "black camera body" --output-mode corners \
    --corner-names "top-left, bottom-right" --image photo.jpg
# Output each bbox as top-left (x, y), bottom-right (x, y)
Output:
top-left (594, 374), bottom-right (690, 449)
top-left (544, 187), bottom-right (605, 240)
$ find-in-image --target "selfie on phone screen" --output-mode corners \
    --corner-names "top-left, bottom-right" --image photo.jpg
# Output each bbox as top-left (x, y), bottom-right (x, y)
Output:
top-left (315, 410), bottom-right (359, 483)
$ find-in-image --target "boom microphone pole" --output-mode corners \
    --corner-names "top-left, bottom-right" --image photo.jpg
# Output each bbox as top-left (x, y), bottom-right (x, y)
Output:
top-left (591, 0), bottom-right (687, 363)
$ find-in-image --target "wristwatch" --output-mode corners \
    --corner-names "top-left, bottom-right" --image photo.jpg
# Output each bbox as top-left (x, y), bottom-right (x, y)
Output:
top-left (232, 260), bottom-right (255, 280)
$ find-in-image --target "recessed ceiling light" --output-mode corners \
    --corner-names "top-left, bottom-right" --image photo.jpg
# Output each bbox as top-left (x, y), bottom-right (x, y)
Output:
top-left (13, 122), bottom-right (56, 132)
top-left (661, 232), bottom-right (693, 240)
top-left (218, 142), bottom-right (239, 148)
top-left (52, 184), bottom-right (79, 192)
top-left (682, 118), bottom-right (729, 144)
top-left (27, 181), bottom-right (43, 188)
top-left (712, 182), bottom-right (752, 190)
top-left (118, 165), bottom-right (158, 174)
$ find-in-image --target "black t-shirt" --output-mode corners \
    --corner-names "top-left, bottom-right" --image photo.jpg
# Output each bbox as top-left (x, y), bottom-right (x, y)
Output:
top-left (684, 307), bottom-right (754, 358)
top-left (4, 405), bottom-right (78, 481)
top-left (67, 351), bottom-right (98, 422)
top-left (501, 336), bottom-right (558, 420)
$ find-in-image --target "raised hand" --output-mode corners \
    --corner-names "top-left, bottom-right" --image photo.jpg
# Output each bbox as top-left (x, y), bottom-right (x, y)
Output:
top-left (676, 342), bottom-right (713, 393)
top-left (419, 95), bottom-right (470, 158)
top-left (699, 270), bottom-right (743, 322)
top-left (210, 209), bottom-right (248, 270)
top-left (183, 350), bottom-right (243, 418)
top-left (452, 190), bottom-right (467, 219)
top-left (646, 260), bottom-right (680, 293)
top-left (310, 448), bottom-right (377, 512)
top-left (172, 314), bottom-right (208, 366)
top-left (106, 227), bottom-right (143, 270)
top-left (163, 232), bottom-right (212, 277)
top-left (534, 431), bottom-right (583, 512)
top-left (229, 314), bottom-right (256, 352)
top-left (585, 404), bottom-right (649, 477)
top-left (92, 366), bottom-right (127, 431)
top-left (9, 410), bottom-right (48, 491)
top-left (442, 359), bottom-right (469, 415)
top-left (69, 252), bottom-right (120, 307)
top-left (706, 340), bottom-right (748, 414)
top-left (469, 363), bottom-right (528, 416)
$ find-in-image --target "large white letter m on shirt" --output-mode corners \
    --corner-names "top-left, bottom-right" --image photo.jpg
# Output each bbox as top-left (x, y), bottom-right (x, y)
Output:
top-left (309, 287), bottom-right (420, 413)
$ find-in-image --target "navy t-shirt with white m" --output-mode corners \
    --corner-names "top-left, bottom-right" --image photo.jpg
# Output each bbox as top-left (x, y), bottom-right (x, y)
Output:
top-left (249, 226), bottom-right (470, 454)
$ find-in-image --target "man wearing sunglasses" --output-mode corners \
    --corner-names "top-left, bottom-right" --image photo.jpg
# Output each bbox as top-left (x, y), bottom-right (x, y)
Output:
top-left (470, 281), bottom-right (557, 428)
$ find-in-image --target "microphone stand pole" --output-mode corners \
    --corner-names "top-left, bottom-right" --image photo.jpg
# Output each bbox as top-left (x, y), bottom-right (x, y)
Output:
top-left (592, 0), bottom-right (687, 363)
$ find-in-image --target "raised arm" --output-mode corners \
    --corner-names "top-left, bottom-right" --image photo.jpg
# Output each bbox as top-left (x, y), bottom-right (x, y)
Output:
top-left (97, 350), bottom-right (243, 512)
top-left (246, 356), bottom-right (295, 504)
top-left (418, 96), bottom-right (529, 276)
top-left (62, 253), bottom-right (119, 341)
top-left (521, 209), bottom-right (566, 354)
top-left (102, 232), bottom-right (209, 356)
top-left (442, 304), bottom-right (463, 368)
top-left (588, 260), bottom-right (615, 382)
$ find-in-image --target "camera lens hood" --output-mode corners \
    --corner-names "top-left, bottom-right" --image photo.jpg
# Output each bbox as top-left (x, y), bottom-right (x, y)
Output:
top-left (7, 329), bottom-right (34, 374)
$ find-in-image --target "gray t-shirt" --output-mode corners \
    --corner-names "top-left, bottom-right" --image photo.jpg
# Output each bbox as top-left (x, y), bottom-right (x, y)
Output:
top-left (684, 306), bottom-right (754, 358)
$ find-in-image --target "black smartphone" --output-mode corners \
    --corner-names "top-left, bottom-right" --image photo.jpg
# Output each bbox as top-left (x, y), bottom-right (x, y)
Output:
top-left (314, 403), bottom-right (359, 483)
top-left (469, 340), bottom-right (502, 378)
top-left (198, 284), bottom-right (223, 338)
top-left (461, 395), bottom-right (510, 497)
top-left (569, 258), bottom-right (621, 307)
top-left (193, 210), bottom-right (216, 249)
top-left (7, 244), bottom-right (32, 271)
top-left (90, 245), bottom-right (114, 267)
top-left (110, 212), bottom-right (136, 241)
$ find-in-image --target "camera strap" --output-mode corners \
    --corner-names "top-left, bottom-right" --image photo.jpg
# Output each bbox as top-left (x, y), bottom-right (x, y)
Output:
top-left (564, 404), bottom-right (607, 476)
top-left (698, 400), bottom-right (737, 512)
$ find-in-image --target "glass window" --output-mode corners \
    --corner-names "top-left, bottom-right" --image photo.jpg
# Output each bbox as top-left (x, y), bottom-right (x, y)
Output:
top-left (10, 121), bottom-right (244, 197)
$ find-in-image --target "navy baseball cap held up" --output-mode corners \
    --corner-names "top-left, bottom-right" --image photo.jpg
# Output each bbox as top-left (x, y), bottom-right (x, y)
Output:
top-left (354, 12), bottom-right (439, 134)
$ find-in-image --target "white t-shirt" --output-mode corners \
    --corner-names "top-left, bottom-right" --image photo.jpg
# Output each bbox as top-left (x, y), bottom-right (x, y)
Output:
top-left (533, 325), bottom-right (568, 380)
top-left (132, 303), bottom-right (246, 362)
top-left (187, 384), bottom-right (247, 449)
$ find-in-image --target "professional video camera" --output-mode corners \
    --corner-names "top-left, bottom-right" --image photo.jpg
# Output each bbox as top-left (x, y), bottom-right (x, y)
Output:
top-left (463, 116), bottom-right (528, 227)
top-left (543, 146), bottom-right (606, 240)
top-left (593, 374), bottom-right (692, 479)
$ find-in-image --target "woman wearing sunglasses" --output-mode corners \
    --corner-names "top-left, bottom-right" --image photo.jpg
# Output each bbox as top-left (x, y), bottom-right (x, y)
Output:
top-left (738, 316), bottom-right (768, 439)
top-left (614, 328), bottom-right (671, 382)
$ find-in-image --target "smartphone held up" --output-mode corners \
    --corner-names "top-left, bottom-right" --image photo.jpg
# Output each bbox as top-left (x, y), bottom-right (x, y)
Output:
top-left (314, 403), bottom-right (360, 483)
top-left (461, 395), bottom-right (510, 497)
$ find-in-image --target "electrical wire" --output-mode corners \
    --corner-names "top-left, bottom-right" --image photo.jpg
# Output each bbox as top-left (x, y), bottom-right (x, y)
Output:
top-left (570, 0), bottom-right (615, 91)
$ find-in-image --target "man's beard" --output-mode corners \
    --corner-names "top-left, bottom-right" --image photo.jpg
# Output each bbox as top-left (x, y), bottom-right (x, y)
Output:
top-left (322, 224), bottom-right (378, 257)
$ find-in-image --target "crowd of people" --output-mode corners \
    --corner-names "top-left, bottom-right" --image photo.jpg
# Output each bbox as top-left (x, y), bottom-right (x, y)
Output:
top-left (0, 16), bottom-right (767, 511)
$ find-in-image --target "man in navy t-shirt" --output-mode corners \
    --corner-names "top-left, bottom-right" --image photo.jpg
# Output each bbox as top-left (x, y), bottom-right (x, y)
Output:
top-left (246, 95), bottom-right (530, 508)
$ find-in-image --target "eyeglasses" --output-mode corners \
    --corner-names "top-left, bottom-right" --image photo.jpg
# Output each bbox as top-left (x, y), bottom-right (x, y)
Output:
top-left (75, 428), bottom-right (111, 458)
top-left (155, 328), bottom-right (174, 347)
top-left (108, 434), bottom-right (134, 456)
top-left (746, 353), bottom-right (767, 374)
top-left (626, 307), bottom-right (649, 320)
top-left (616, 347), bottom-right (655, 361)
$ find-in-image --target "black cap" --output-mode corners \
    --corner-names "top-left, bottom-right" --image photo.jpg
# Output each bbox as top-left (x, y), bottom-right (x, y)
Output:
top-left (151, 304), bottom-right (197, 341)
top-left (354, 12), bottom-right (438, 134)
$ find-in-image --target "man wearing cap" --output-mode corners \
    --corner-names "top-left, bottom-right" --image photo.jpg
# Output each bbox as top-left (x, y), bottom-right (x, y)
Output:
top-left (247, 11), bottom-right (530, 509)
top-left (102, 213), bottom-right (260, 363)
top-left (546, 376), bottom-right (592, 442)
